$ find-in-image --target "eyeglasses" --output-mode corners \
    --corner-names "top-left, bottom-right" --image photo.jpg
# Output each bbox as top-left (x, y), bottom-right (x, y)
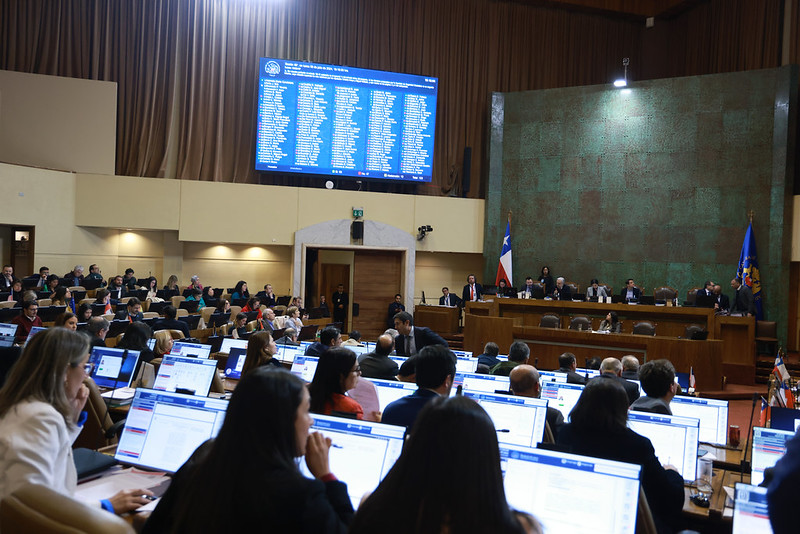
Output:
top-left (83, 362), bottom-right (94, 375)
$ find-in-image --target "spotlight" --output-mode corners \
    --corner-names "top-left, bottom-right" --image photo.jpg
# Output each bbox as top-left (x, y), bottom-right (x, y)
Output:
top-left (614, 58), bottom-right (629, 88)
top-left (417, 225), bottom-right (433, 241)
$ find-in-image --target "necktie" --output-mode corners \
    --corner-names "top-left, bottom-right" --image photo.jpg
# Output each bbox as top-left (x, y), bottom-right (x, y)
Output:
top-left (471, 286), bottom-right (474, 300)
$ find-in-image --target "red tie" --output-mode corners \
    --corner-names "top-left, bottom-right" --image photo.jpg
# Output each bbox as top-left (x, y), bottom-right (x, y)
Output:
top-left (471, 286), bottom-right (474, 300)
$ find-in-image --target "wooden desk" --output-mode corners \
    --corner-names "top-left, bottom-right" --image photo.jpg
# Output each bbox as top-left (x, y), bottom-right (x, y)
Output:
top-left (703, 444), bottom-right (744, 472)
top-left (715, 316), bottom-right (756, 385)
top-left (414, 304), bottom-right (459, 335)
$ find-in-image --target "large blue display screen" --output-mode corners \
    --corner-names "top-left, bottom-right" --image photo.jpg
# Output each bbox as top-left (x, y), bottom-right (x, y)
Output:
top-left (256, 58), bottom-right (438, 182)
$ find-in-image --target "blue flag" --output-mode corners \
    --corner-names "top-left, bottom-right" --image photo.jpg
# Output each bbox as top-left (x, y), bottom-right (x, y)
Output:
top-left (736, 222), bottom-right (763, 319)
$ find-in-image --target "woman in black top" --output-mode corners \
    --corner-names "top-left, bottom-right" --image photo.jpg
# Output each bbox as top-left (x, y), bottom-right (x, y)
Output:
top-left (117, 322), bottom-right (156, 377)
top-left (538, 266), bottom-right (554, 296)
top-left (142, 367), bottom-right (353, 533)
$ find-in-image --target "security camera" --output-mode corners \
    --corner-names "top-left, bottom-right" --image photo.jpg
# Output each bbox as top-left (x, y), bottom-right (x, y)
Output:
top-left (417, 225), bottom-right (433, 241)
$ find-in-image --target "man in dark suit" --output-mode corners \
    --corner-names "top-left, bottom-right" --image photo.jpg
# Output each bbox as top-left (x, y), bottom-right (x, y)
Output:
top-left (552, 277), bottom-right (572, 301)
top-left (393, 311), bottom-right (448, 357)
top-left (698, 280), bottom-right (715, 297)
top-left (114, 297), bottom-right (144, 323)
top-left (591, 357), bottom-right (640, 405)
top-left (731, 277), bottom-right (755, 316)
top-left (438, 287), bottom-right (460, 307)
top-left (713, 284), bottom-right (730, 312)
top-left (557, 352), bottom-right (587, 384)
top-left (461, 274), bottom-right (482, 306)
top-left (358, 334), bottom-right (399, 380)
top-left (304, 326), bottom-right (342, 357)
top-left (332, 284), bottom-right (348, 324)
top-left (510, 364), bottom-right (565, 440)
top-left (620, 355), bottom-right (640, 380)
top-left (24, 266), bottom-right (50, 289)
top-left (620, 278), bottom-right (641, 302)
top-left (1, 265), bottom-right (15, 291)
top-left (387, 294), bottom-right (405, 328)
top-left (151, 305), bottom-right (191, 338)
top-left (629, 359), bottom-right (677, 415)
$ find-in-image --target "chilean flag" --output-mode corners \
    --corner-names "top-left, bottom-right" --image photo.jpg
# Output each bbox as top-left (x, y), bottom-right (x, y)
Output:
top-left (495, 222), bottom-right (513, 287)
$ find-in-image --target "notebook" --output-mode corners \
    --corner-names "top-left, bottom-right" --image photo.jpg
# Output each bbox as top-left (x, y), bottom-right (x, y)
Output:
top-left (501, 444), bottom-right (641, 534)
top-left (290, 355), bottom-right (319, 382)
top-left (540, 381), bottom-right (585, 422)
top-left (170, 341), bottom-right (212, 359)
top-left (0, 323), bottom-right (17, 347)
top-left (89, 346), bottom-right (141, 401)
top-left (223, 347), bottom-right (248, 380)
top-left (462, 391), bottom-right (549, 447)
top-left (751, 426), bottom-right (795, 486)
top-left (627, 412), bottom-right (700, 483)
top-left (153, 355), bottom-right (218, 396)
top-left (364, 378), bottom-right (418, 411)
top-left (115, 389), bottom-right (228, 473)
top-left (732, 483), bottom-right (771, 534)
top-left (299, 414), bottom-right (405, 510)
top-left (669, 396), bottom-right (729, 445)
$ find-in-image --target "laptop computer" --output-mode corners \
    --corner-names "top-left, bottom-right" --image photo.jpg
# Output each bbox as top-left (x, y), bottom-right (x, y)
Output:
top-left (538, 370), bottom-right (568, 385)
top-left (115, 389), bottom-right (228, 473)
top-left (669, 396), bottom-right (729, 445)
top-left (627, 412), bottom-right (700, 483)
top-left (89, 346), bottom-right (142, 402)
top-left (455, 356), bottom-right (478, 373)
top-left (24, 326), bottom-right (47, 345)
top-left (223, 347), bottom-right (248, 380)
top-left (290, 355), bottom-right (319, 382)
top-left (153, 355), bottom-right (218, 396)
top-left (299, 414), bottom-right (405, 510)
top-left (751, 426), bottom-right (795, 486)
top-left (0, 323), bottom-right (17, 348)
top-left (732, 483), bottom-right (771, 534)
top-left (540, 381), bottom-right (585, 422)
top-left (768, 406), bottom-right (800, 432)
top-left (170, 341), bottom-right (212, 359)
top-left (501, 444), bottom-right (641, 534)
top-left (462, 391), bottom-right (549, 448)
top-left (219, 337), bottom-right (248, 354)
top-left (364, 378), bottom-right (418, 412)
top-left (275, 344), bottom-right (304, 364)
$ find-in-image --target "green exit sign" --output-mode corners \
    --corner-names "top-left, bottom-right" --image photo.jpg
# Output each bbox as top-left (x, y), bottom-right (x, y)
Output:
top-left (352, 208), bottom-right (364, 218)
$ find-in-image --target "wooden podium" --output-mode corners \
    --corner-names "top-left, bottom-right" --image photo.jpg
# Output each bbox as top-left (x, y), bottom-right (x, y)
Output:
top-left (414, 304), bottom-right (460, 335)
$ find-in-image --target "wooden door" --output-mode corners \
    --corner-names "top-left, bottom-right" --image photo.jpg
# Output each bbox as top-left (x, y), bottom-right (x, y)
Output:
top-left (352, 250), bottom-right (402, 340)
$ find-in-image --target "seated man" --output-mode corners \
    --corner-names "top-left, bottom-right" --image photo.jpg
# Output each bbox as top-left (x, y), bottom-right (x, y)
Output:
top-left (63, 265), bottom-right (85, 286)
top-left (1, 265), bottom-right (15, 291)
top-left (519, 277), bottom-right (537, 299)
top-left (387, 294), bottom-right (405, 327)
top-left (120, 268), bottom-right (136, 291)
top-left (151, 305), bottom-right (191, 338)
top-left (620, 278), bottom-right (641, 302)
top-left (629, 359), bottom-right (677, 415)
top-left (304, 326), bottom-right (342, 357)
top-left (115, 297), bottom-right (144, 323)
top-left (591, 357), bottom-right (640, 405)
top-left (491, 341), bottom-right (529, 376)
top-left (438, 287), bottom-right (460, 307)
top-left (509, 364), bottom-right (565, 440)
top-left (107, 275), bottom-right (126, 298)
top-left (557, 352), bottom-right (587, 384)
top-left (342, 330), bottom-right (364, 347)
top-left (358, 334), bottom-right (398, 380)
top-left (262, 307), bottom-right (276, 333)
top-left (255, 283), bottom-right (277, 308)
top-left (86, 264), bottom-right (105, 284)
top-left (620, 355), bottom-right (640, 380)
top-left (393, 311), bottom-right (448, 357)
top-left (11, 300), bottom-right (42, 343)
top-left (382, 344), bottom-right (455, 428)
top-left (274, 327), bottom-right (300, 346)
top-left (552, 277), bottom-right (572, 301)
top-left (315, 295), bottom-right (331, 317)
top-left (25, 266), bottom-right (49, 289)
top-left (86, 317), bottom-right (110, 349)
top-left (477, 341), bottom-right (501, 369)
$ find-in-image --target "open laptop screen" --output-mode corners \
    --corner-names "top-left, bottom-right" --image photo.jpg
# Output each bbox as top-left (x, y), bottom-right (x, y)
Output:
top-left (89, 346), bottom-right (141, 389)
top-left (454, 372), bottom-right (511, 394)
top-left (501, 444), bottom-right (641, 534)
top-left (344, 344), bottom-right (371, 356)
top-left (669, 396), bottom-right (729, 445)
top-left (451, 350), bottom-right (473, 358)
top-left (455, 356), bottom-right (478, 373)
top-left (538, 370), bottom-right (568, 385)
top-left (751, 426), bottom-right (795, 486)
top-left (290, 355), bottom-right (319, 382)
top-left (223, 347), bottom-right (247, 380)
top-left (540, 381), bottom-right (585, 422)
top-left (275, 344), bottom-right (305, 364)
top-left (732, 483), bottom-right (770, 534)
top-left (768, 406), bottom-right (800, 432)
top-left (153, 355), bottom-right (218, 396)
top-left (115, 389), bottom-right (228, 473)
top-left (0, 322), bottom-right (17, 347)
top-left (170, 341), bottom-right (212, 359)
top-left (627, 412), bottom-right (700, 483)
top-left (219, 337), bottom-right (248, 354)
top-left (24, 326), bottom-right (47, 345)
top-left (365, 378), bottom-right (418, 412)
top-left (575, 368), bottom-right (601, 380)
top-left (300, 414), bottom-right (405, 510)
top-left (462, 391), bottom-right (548, 447)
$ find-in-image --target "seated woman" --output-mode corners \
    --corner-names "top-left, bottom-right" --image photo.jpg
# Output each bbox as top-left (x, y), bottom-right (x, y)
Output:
top-left (8, 279), bottom-right (24, 302)
top-left (0, 328), bottom-right (152, 513)
top-left (241, 297), bottom-right (263, 319)
top-left (46, 274), bottom-right (60, 293)
top-left (117, 322), bottom-right (156, 377)
top-left (94, 288), bottom-right (113, 313)
top-left (231, 280), bottom-right (250, 302)
top-left (76, 302), bottom-right (93, 323)
top-left (241, 331), bottom-right (281, 376)
top-left (163, 274), bottom-right (180, 293)
top-left (141, 276), bottom-right (163, 303)
top-left (309, 347), bottom-right (364, 420)
top-left (54, 312), bottom-right (78, 331)
top-left (142, 367), bottom-right (353, 533)
top-left (153, 334), bottom-right (173, 358)
top-left (556, 379), bottom-right (684, 533)
top-left (598, 311), bottom-right (621, 333)
top-left (585, 278), bottom-right (609, 300)
top-left (185, 288), bottom-right (206, 310)
top-left (51, 286), bottom-right (75, 312)
top-left (497, 278), bottom-right (516, 297)
top-left (284, 305), bottom-right (304, 331)
top-left (230, 312), bottom-right (249, 339)
top-left (350, 396), bottom-right (540, 534)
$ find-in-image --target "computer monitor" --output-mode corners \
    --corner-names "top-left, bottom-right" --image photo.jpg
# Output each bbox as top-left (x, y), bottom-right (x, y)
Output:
top-left (115, 389), bottom-right (228, 473)
top-left (153, 355), bottom-right (219, 396)
top-left (299, 414), bottom-right (405, 510)
top-left (365, 378), bottom-right (418, 412)
top-left (170, 341), bottom-right (212, 359)
top-left (451, 350), bottom-right (473, 358)
top-left (538, 370), bottom-right (568, 385)
top-left (219, 337), bottom-right (248, 354)
top-left (223, 347), bottom-right (248, 380)
top-left (455, 356), bottom-right (478, 373)
top-left (501, 444), bottom-right (641, 534)
top-left (669, 396), bottom-right (729, 445)
top-left (275, 344), bottom-right (305, 364)
top-left (462, 391), bottom-right (548, 447)
top-left (540, 381), bottom-right (585, 422)
top-left (751, 426), bottom-right (795, 486)
top-left (768, 406), bottom-right (800, 432)
top-left (627, 412), bottom-right (700, 483)
top-left (344, 344), bottom-right (371, 356)
top-left (454, 372), bottom-right (511, 394)
top-left (89, 346), bottom-right (141, 389)
top-left (290, 355), bottom-right (319, 382)
top-left (24, 326), bottom-right (47, 345)
top-left (575, 368), bottom-right (601, 379)
top-left (0, 323), bottom-right (17, 348)
top-left (732, 483), bottom-right (771, 534)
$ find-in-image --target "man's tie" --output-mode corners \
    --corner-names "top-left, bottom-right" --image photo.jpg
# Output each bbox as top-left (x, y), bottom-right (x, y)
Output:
top-left (470, 285), bottom-right (474, 300)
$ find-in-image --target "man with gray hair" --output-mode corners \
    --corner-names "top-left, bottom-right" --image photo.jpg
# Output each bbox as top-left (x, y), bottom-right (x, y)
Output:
top-left (86, 316), bottom-right (110, 349)
top-left (274, 327), bottom-right (300, 346)
top-left (591, 357), bottom-right (640, 405)
top-left (621, 355), bottom-right (640, 380)
top-left (478, 341), bottom-right (501, 369)
top-left (552, 277), bottom-right (572, 301)
top-left (509, 364), bottom-right (564, 439)
top-left (630, 359), bottom-right (678, 415)
top-left (491, 341), bottom-right (530, 376)
top-left (64, 265), bottom-right (85, 286)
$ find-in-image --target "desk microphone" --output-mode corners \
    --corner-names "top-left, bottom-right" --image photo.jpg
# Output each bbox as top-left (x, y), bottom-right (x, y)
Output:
top-left (740, 392), bottom-right (759, 482)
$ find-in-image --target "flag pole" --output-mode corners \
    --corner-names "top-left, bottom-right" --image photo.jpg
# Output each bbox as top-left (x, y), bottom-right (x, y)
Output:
top-left (747, 210), bottom-right (754, 224)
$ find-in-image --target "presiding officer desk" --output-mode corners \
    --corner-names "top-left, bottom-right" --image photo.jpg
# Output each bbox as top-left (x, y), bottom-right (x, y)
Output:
top-left (464, 298), bottom-right (755, 386)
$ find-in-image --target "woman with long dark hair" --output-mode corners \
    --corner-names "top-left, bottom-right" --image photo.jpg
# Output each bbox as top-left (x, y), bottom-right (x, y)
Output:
top-left (308, 347), bottom-right (363, 420)
top-left (351, 395), bottom-right (540, 534)
top-left (598, 311), bottom-right (621, 333)
top-left (142, 367), bottom-right (354, 533)
top-left (538, 266), bottom-right (554, 296)
top-left (240, 331), bottom-right (280, 376)
top-left (231, 280), bottom-right (250, 301)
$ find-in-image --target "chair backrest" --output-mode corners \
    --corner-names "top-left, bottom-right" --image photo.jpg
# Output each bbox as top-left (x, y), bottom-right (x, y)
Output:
top-left (37, 299), bottom-right (52, 307)
top-left (200, 306), bottom-right (216, 324)
top-left (228, 305), bottom-right (242, 321)
top-left (565, 281), bottom-right (580, 294)
top-left (756, 320), bottom-right (778, 339)
top-left (79, 298), bottom-right (95, 307)
top-left (273, 315), bottom-right (288, 329)
top-left (153, 329), bottom-right (173, 344)
top-left (246, 320), bottom-right (260, 332)
top-left (168, 329), bottom-right (186, 340)
top-left (635, 485), bottom-right (657, 534)
top-left (142, 311), bottom-right (159, 319)
top-left (0, 301), bottom-right (16, 309)
top-left (539, 314), bottom-right (561, 329)
top-left (175, 308), bottom-right (189, 317)
top-left (683, 324), bottom-right (705, 339)
top-left (73, 377), bottom-right (116, 449)
top-left (686, 287), bottom-right (701, 305)
top-left (170, 295), bottom-right (186, 308)
top-left (0, 483), bottom-right (135, 534)
top-left (569, 316), bottom-right (592, 331)
top-left (632, 321), bottom-right (656, 336)
top-left (653, 286), bottom-right (677, 301)
top-left (598, 283), bottom-right (612, 295)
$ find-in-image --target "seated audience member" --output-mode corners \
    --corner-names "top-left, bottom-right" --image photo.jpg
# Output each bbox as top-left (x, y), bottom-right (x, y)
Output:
top-left (141, 367), bottom-right (354, 533)
top-left (1, 264), bottom-right (14, 291)
top-left (478, 342), bottom-right (501, 369)
top-left (117, 322), bottom-right (156, 376)
top-left (767, 429), bottom-right (800, 533)
top-left (713, 284), bottom-right (730, 312)
top-left (539, 265), bottom-right (555, 296)
top-left (305, 326), bottom-right (342, 357)
top-left (497, 278), bottom-right (515, 297)
top-left (509, 364), bottom-right (565, 440)
top-left (586, 356), bottom-right (602, 370)
top-left (620, 355), bottom-right (640, 380)
top-left (241, 331), bottom-right (281, 376)
top-left (230, 312), bottom-right (249, 339)
top-left (342, 330), bottom-right (363, 347)
top-left (95, 288), bottom-right (113, 313)
top-left (202, 286), bottom-right (217, 306)
top-left (598, 311), bottom-right (621, 333)
top-left (491, 341), bottom-right (529, 376)
top-left (309, 347), bottom-right (365, 419)
top-left (46, 274), bottom-right (61, 293)
top-left (393, 311), bottom-right (448, 357)
top-left (185, 288), bottom-right (206, 310)
top-left (152, 305), bottom-right (191, 338)
top-left (461, 274), bottom-right (483, 305)
top-left (51, 286), bottom-right (75, 312)
top-left (585, 278), bottom-right (608, 299)
top-left (164, 274), bottom-right (180, 292)
top-left (187, 275), bottom-right (203, 292)
top-left (620, 278), bottom-right (641, 302)
top-left (629, 359), bottom-right (677, 415)
top-left (387, 294), bottom-right (405, 327)
top-left (284, 305), bottom-right (304, 332)
top-left (215, 298), bottom-right (231, 315)
top-left (77, 302), bottom-right (93, 323)
top-left (291, 297), bottom-right (308, 319)
top-left (63, 265), bottom-right (85, 286)
top-left (122, 268), bottom-right (138, 290)
top-left (86, 264), bottom-right (104, 284)
top-left (29, 266), bottom-right (50, 288)
top-left (141, 276), bottom-right (162, 302)
top-left (315, 295), bottom-right (331, 317)
top-left (0, 328), bottom-right (153, 514)
top-left (358, 334), bottom-right (398, 380)
top-left (241, 297), bottom-right (262, 319)
top-left (86, 317), bottom-right (110, 349)
top-left (153, 334), bottom-right (173, 358)
top-left (256, 283), bottom-right (277, 308)
top-left (519, 277), bottom-right (536, 298)
top-left (396, 355), bottom-right (416, 383)
top-left (54, 312), bottom-right (78, 331)
top-left (274, 327), bottom-right (300, 346)
top-left (8, 279), bottom-right (24, 302)
top-left (107, 275), bottom-right (125, 297)
top-left (439, 286), bottom-right (460, 307)
top-left (557, 352), bottom-right (587, 384)
top-left (21, 290), bottom-right (38, 304)
top-left (591, 357), bottom-right (640, 405)
top-left (231, 280), bottom-right (250, 301)
top-left (11, 300), bottom-right (42, 343)
top-left (551, 277), bottom-right (572, 301)
top-left (350, 395), bottom-right (541, 534)
top-left (557, 379), bottom-right (684, 533)
top-left (115, 297), bottom-right (144, 323)
top-left (262, 307), bottom-right (277, 333)
top-left (382, 345), bottom-right (455, 428)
